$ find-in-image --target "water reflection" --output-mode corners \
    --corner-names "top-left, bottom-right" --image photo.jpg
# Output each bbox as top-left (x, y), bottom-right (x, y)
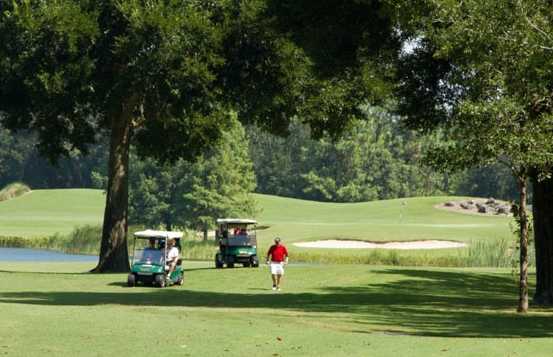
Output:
top-left (0, 248), bottom-right (97, 262)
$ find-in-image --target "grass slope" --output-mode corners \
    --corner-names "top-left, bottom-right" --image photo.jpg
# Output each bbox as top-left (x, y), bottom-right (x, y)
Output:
top-left (0, 189), bottom-right (512, 246)
top-left (0, 262), bottom-right (551, 357)
top-left (255, 194), bottom-right (512, 244)
top-left (0, 189), bottom-right (104, 237)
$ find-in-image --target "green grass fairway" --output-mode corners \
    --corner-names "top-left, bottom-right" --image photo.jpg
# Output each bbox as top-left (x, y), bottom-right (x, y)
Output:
top-left (255, 194), bottom-right (512, 244)
top-left (0, 189), bottom-right (511, 245)
top-left (0, 262), bottom-right (551, 356)
top-left (0, 189), bottom-right (104, 237)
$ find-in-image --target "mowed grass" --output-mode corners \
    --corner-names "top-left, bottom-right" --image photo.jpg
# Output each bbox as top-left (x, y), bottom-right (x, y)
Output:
top-left (0, 189), bottom-right (516, 265)
top-left (0, 189), bottom-right (104, 237)
top-left (253, 194), bottom-right (514, 263)
top-left (0, 189), bottom-right (511, 244)
top-left (0, 262), bottom-right (552, 357)
top-left (255, 194), bottom-right (511, 243)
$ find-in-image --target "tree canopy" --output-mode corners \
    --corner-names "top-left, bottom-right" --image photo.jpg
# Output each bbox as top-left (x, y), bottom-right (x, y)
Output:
top-left (0, 0), bottom-right (401, 271)
top-left (249, 105), bottom-right (453, 202)
top-left (395, 0), bottom-right (553, 311)
top-left (129, 115), bottom-right (257, 233)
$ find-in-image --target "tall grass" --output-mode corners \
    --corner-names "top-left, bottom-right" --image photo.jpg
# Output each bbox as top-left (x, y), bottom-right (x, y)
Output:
top-left (0, 225), bottom-right (529, 268)
top-left (291, 249), bottom-right (466, 267)
top-left (0, 225), bottom-right (101, 255)
top-left (180, 240), bottom-right (218, 261)
top-left (462, 237), bottom-right (512, 267)
top-left (63, 225), bottom-right (102, 254)
top-left (0, 182), bottom-right (31, 201)
top-left (289, 237), bottom-right (528, 268)
top-left (0, 225), bottom-right (219, 260)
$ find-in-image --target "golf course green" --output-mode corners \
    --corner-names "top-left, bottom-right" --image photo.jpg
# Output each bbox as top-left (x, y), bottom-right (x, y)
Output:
top-left (0, 189), bottom-right (549, 356)
top-left (0, 189), bottom-right (515, 265)
top-left (0, 262), bottom-right (551, 356)
top-left (0, 189), bottom-right (511, 244)
top-left (0, 189), bottom-right (104, 237)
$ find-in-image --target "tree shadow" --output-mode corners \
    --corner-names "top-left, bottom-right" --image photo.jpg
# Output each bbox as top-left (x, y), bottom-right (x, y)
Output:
top-left (334, 269), bottom-right (552, 338)
top-left (1, 268), bottom-right (551, 338)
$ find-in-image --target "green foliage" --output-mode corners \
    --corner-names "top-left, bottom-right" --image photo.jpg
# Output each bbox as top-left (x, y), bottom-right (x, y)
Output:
top-left (394, 0), bottom-right (553, 310)
top-left (129, 117), bottom-right (258, 230)
top-left (223, 0), bottom-right (401, 139)
top-left (0, 0), bottom-right (394, 162)
top-left (397, 0), bottom-right (553, 175)
top-left (179, 239), bottom-right (219, 261)
top-left (0, 0), bottom-right (235, 161)
top-left (0, 0), bottom-right (404, 270)
top-left (249, 105), bottom-right (451, 202)
top-left (453, 164), bottom-right (519, 201)
top-left (464, 238), bottom-right (521, 268)
top-left (0, 121), bottom-right (518, 201)
top-left (63, 225), bottom-right (102, 254)
top-left (0, 127), bottom-right (108, 189)
top-left (0, 128), bottom-right (28, 186)
top-left (0, 225), bottom-right (100, 255)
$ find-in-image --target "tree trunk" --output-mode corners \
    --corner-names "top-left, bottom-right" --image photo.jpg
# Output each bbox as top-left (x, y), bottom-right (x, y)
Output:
top-left (203, 223), bottom-right (208, 241)
top-left (91, 106), bottom-right (133, 273)
top-left (532, 174), bottom-right (553, 305)
top-left (517, 176), bottom-right (529, 313)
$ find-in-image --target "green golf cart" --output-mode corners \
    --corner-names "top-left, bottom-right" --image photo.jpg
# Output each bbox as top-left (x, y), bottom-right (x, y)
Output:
top-left (215, 218), bottom-right (259, 268)
top-left (127, 230), bottom-right (184, 287)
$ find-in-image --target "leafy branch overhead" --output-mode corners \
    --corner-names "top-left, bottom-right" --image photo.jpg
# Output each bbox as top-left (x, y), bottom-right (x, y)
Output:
top-left (0, 0), bottom-right (402, 271)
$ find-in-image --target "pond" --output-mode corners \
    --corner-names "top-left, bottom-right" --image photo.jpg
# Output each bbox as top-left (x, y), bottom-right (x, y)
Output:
top-left (0, 248), bottom-right (98, 262)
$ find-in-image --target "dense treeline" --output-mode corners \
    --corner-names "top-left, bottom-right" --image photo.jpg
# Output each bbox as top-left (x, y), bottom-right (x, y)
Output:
top-left (128, 116), bottom-right (257, 234)
top-left (0, 127), bottom-right (108, 189)
top-left (249, 106), bottom-right (447, 202)
top-left (1, 110), bottom-right (517, 203)
top-left (249, 106), bottom-right (517, 201)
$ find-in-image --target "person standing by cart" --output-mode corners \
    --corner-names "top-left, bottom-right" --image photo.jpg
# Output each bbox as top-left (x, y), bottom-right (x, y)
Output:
top-left (266, 237), bottom-right (288, 291)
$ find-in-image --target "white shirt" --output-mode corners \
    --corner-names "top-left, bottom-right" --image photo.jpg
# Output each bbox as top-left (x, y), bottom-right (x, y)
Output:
top-left (166, 246), bottom-right (179, 262)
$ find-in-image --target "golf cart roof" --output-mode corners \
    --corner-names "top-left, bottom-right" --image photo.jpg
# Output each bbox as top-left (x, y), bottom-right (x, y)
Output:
top-left (133, 230), bottom-right (183, 239)
top-left (216, 218), bottom-right (257, 225)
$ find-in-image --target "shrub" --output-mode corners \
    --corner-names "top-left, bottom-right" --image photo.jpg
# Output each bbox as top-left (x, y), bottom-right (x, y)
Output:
top-left (0, 182), bottom-right (31, 201)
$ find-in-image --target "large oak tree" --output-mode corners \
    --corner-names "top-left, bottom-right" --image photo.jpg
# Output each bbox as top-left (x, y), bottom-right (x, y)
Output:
top-left (0, 0), bottom-right (400, 272)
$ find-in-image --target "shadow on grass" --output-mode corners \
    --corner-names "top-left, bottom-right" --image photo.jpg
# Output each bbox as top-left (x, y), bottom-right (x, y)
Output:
top-left (1, 268), bottom-right (551, 338)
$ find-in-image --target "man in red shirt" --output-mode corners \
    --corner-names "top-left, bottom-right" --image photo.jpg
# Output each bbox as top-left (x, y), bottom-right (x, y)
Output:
top-left (266, 237), bottom-right (289, 291)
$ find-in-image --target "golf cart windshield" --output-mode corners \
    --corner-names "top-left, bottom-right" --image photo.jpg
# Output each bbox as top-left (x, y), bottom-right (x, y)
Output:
top-left (134, 248), bottom-right (164, 265)
top-left (131, 230), bottom-right (184, 266)
top-left (216, 218), bottom-right (257, 246)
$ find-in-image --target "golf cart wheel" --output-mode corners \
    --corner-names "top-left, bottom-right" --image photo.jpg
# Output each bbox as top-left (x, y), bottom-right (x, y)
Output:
top-left (127, 273), bottom-right (136, 287)
top-left (215, 253), bottom-right (224, 269)
top-left (251, 256), bottom-right (259, 268)
top-left (176, 275), bottom-right (184, 286)
top-left (154, 274), bottom-right (166, 288)
top-left (226, 256), bottom-right (235, 268)
top-left (243, 262), bottom-right (250, 268)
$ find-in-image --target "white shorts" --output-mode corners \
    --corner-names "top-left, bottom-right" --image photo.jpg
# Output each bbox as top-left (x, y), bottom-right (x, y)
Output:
top-left (270, 262), bottom-right (284, 275)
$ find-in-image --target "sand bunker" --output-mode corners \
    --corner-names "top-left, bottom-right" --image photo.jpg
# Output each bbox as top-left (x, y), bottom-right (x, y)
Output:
top-left (293, 239), bottom-right (466, 250)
